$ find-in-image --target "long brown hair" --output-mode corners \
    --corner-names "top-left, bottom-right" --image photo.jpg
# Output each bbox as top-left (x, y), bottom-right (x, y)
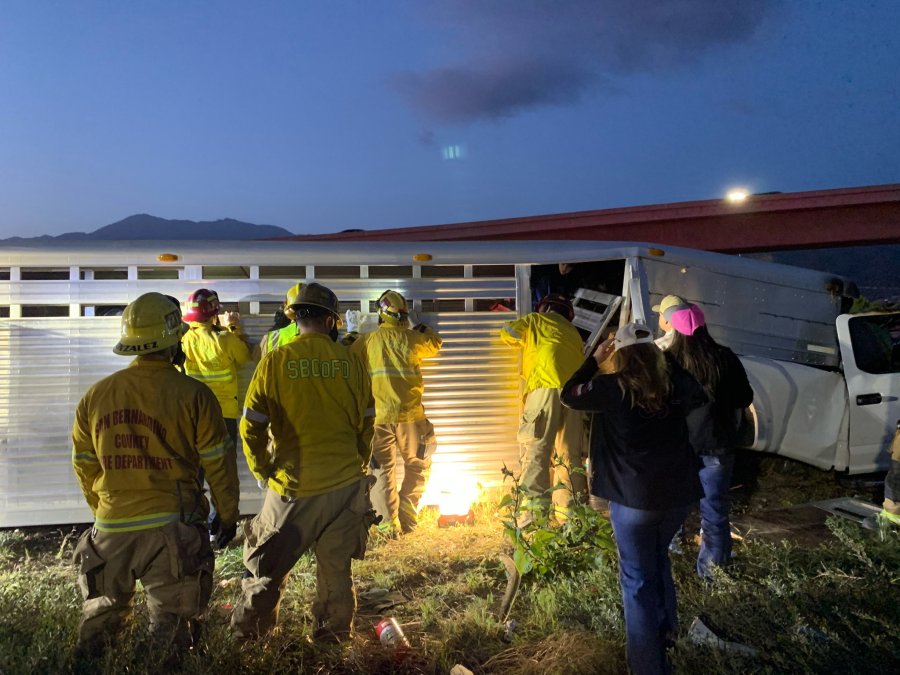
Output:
top-left (668, 325), bottom-right (725, 400)
top-left (612, 343), bottom-right (671, 413)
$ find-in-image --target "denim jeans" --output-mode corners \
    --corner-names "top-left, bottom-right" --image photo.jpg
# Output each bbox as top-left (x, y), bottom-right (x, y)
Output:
top-left (697, 453), bottom-right (735, 578)
top-left (610, 501), bottom-right (690, 675)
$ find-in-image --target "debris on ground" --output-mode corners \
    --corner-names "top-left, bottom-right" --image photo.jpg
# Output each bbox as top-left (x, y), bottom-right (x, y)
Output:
top-left (688, 617), bottom-right (760, 658)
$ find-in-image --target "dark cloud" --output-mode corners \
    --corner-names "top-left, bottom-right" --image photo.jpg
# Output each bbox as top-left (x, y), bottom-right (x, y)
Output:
top-left (395, 0), bottom-right (781, 124)
top-left (395, 59), bottom-right (593, 123)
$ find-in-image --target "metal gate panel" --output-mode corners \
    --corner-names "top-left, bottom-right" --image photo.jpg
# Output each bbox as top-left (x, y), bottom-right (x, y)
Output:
top-left (0, 274), bottom-right (521, 527)
top-left (0, 318), bottom-right (119, 526)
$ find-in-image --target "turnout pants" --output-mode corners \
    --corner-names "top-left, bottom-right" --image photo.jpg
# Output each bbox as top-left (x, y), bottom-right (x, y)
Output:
top-left (370, 419), bottom-right (436, 533)
top-left (517, 387), bottom-right (587, 517)
top-left (73, 522), bottom-right (213, 653)
top-left (231, 477), bottom-right (372, 640)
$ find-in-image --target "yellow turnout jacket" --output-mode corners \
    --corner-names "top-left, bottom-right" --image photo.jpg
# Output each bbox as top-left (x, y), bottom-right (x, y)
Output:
top-left (72, 358), bottom-right (240, 532)
top-left (182, 322), bottom-right (252, 418)
top-left (241, 332), bottom-right (373, 498)
top-left (350, 323), bottom-right (442, 424)
top-left (500, 312), bottom-right (584, 396)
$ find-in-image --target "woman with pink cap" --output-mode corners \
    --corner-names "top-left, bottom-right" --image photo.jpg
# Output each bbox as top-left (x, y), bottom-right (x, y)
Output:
top-left (668, 304), bottom-right (754, 580)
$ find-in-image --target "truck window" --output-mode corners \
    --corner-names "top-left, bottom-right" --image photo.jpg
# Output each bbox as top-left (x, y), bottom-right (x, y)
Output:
top-left (848, 314), bottom-right (900, 374)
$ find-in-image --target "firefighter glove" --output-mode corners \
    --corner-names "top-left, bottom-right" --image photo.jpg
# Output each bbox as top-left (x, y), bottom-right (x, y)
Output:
top-left (214, 521), bottom-right (237, 550)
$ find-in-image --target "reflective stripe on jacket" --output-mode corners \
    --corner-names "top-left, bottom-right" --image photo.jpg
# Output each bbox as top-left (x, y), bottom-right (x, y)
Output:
top-left (182, 322), bottom-right (252, 418)
top-left (259, 323), bottom-right (299, 358)
top-left (350, 323), bottom-right (442, 424)
top-left (500, 312), bottom-right (584, 396)
top-left (241, 332), bottom-right (372, 498)
top-left (72, 359), bottom-right (240, 532)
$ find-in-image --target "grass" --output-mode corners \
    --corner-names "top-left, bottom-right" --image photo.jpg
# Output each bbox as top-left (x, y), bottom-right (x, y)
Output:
top-left (1, 457), bottom-right (898, 674)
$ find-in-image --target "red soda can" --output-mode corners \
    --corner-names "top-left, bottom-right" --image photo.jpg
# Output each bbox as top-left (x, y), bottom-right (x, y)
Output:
top-left (375, 617), bottom-right (411, 648)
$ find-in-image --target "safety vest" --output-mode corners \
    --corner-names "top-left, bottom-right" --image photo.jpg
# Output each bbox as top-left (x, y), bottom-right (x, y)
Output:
top-left (260, 323), bottom-right (299, 357)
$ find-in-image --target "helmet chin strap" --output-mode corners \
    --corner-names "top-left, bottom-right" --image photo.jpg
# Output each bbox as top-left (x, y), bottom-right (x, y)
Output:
top-left (171, 343), bottom-right (186, 372)
top-left (324, 313), bottom-right (337, 342)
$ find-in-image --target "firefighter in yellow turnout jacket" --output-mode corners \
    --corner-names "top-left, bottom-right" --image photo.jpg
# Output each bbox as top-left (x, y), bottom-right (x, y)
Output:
top-left (232, 283), bottom-right (375, 642)
top-left (501, 293), bottom-right (587, 522)
top-left (181, 288), bottom-right (251, 532)
top-left (350, 290), bottom-right (442, 534)
top-left (71, 293), bottom-right (239, 657)
top-left (181, 288), bottom-right (252, 439)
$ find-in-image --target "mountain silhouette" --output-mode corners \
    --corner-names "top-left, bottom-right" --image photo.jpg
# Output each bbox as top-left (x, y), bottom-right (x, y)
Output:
top-left (0, 214), bottom-right (293, 243)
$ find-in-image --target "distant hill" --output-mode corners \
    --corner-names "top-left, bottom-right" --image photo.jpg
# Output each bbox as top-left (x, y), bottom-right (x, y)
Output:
top-left (0, 214), bottom-right (293, 243)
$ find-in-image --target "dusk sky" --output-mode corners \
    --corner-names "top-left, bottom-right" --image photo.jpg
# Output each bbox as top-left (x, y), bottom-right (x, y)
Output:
top-left (1, 1), bottom-right (898, 238)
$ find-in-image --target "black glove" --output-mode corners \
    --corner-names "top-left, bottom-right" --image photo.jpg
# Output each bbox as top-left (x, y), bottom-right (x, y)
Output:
top-left (209, 513), bottom-right (221, 537)
top-left (214, 522), bottom-right (237, 550)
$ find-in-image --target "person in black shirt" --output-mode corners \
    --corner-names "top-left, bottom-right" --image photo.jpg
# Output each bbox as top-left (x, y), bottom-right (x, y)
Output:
top-left (561, 322), bottom-right (705, 675)
top-left (667, 305), bottom-right (753, 579)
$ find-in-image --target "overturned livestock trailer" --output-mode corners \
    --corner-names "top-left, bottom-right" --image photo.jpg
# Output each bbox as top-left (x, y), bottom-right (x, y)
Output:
top-left (0, 240), bottom-right (896, 527)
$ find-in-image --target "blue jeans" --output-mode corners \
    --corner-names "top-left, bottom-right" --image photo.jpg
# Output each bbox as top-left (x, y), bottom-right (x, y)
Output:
top-left (697, 453), bottom-right (735, 579)
top-left (610, 501), bottom-right (690, 675)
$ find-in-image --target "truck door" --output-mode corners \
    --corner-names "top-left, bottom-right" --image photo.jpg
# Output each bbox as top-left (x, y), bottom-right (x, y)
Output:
top-left (837, 312), bottom-right (900, 473)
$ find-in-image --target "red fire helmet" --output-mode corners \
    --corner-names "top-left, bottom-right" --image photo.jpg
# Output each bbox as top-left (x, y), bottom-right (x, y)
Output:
top-left (182, 288), bottom-right (222, 323)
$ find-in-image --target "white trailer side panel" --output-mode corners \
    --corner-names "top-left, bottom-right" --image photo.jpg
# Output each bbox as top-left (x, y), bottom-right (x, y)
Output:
top-left (642, 256), bottom-right (842, 367)
top-left (0, 269), bottom-right (520, 527)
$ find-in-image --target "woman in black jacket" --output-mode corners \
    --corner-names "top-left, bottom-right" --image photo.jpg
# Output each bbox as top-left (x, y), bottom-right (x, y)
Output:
top-left (561, 322), bottom-right (705, 675)
top-left (668, 305), bottom-right (753, 579)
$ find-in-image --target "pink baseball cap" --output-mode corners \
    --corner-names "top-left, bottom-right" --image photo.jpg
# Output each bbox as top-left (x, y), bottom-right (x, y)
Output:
top-left (670, 305), bottom-right (706, 336)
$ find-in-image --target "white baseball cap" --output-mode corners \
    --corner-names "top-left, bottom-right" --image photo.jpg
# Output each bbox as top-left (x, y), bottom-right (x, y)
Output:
top-left (614, 322), bottom-right (656, 351)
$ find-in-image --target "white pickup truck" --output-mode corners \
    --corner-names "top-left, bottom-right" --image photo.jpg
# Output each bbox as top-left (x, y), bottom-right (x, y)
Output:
top-left (0, 240), bottom-right (896, 526)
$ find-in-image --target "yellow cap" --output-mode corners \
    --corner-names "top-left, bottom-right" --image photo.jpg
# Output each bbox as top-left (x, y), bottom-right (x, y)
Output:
top-left (651, 294), bottom-right (689, 314)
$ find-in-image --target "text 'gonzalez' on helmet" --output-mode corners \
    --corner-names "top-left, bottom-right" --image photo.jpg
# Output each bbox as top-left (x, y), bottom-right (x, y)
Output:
top-left (377, 290), bottom-right (409, 324)
top-left (113, 292), bottom-right (188, 356)
top-left (182, 288), bottom-right (222, 323)
top-left (536, 293), bottom-right (574, 322)
top-left (289, 282), bottom-right (343, 327)
top-left (283, 282), bottom-right (304, 321)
